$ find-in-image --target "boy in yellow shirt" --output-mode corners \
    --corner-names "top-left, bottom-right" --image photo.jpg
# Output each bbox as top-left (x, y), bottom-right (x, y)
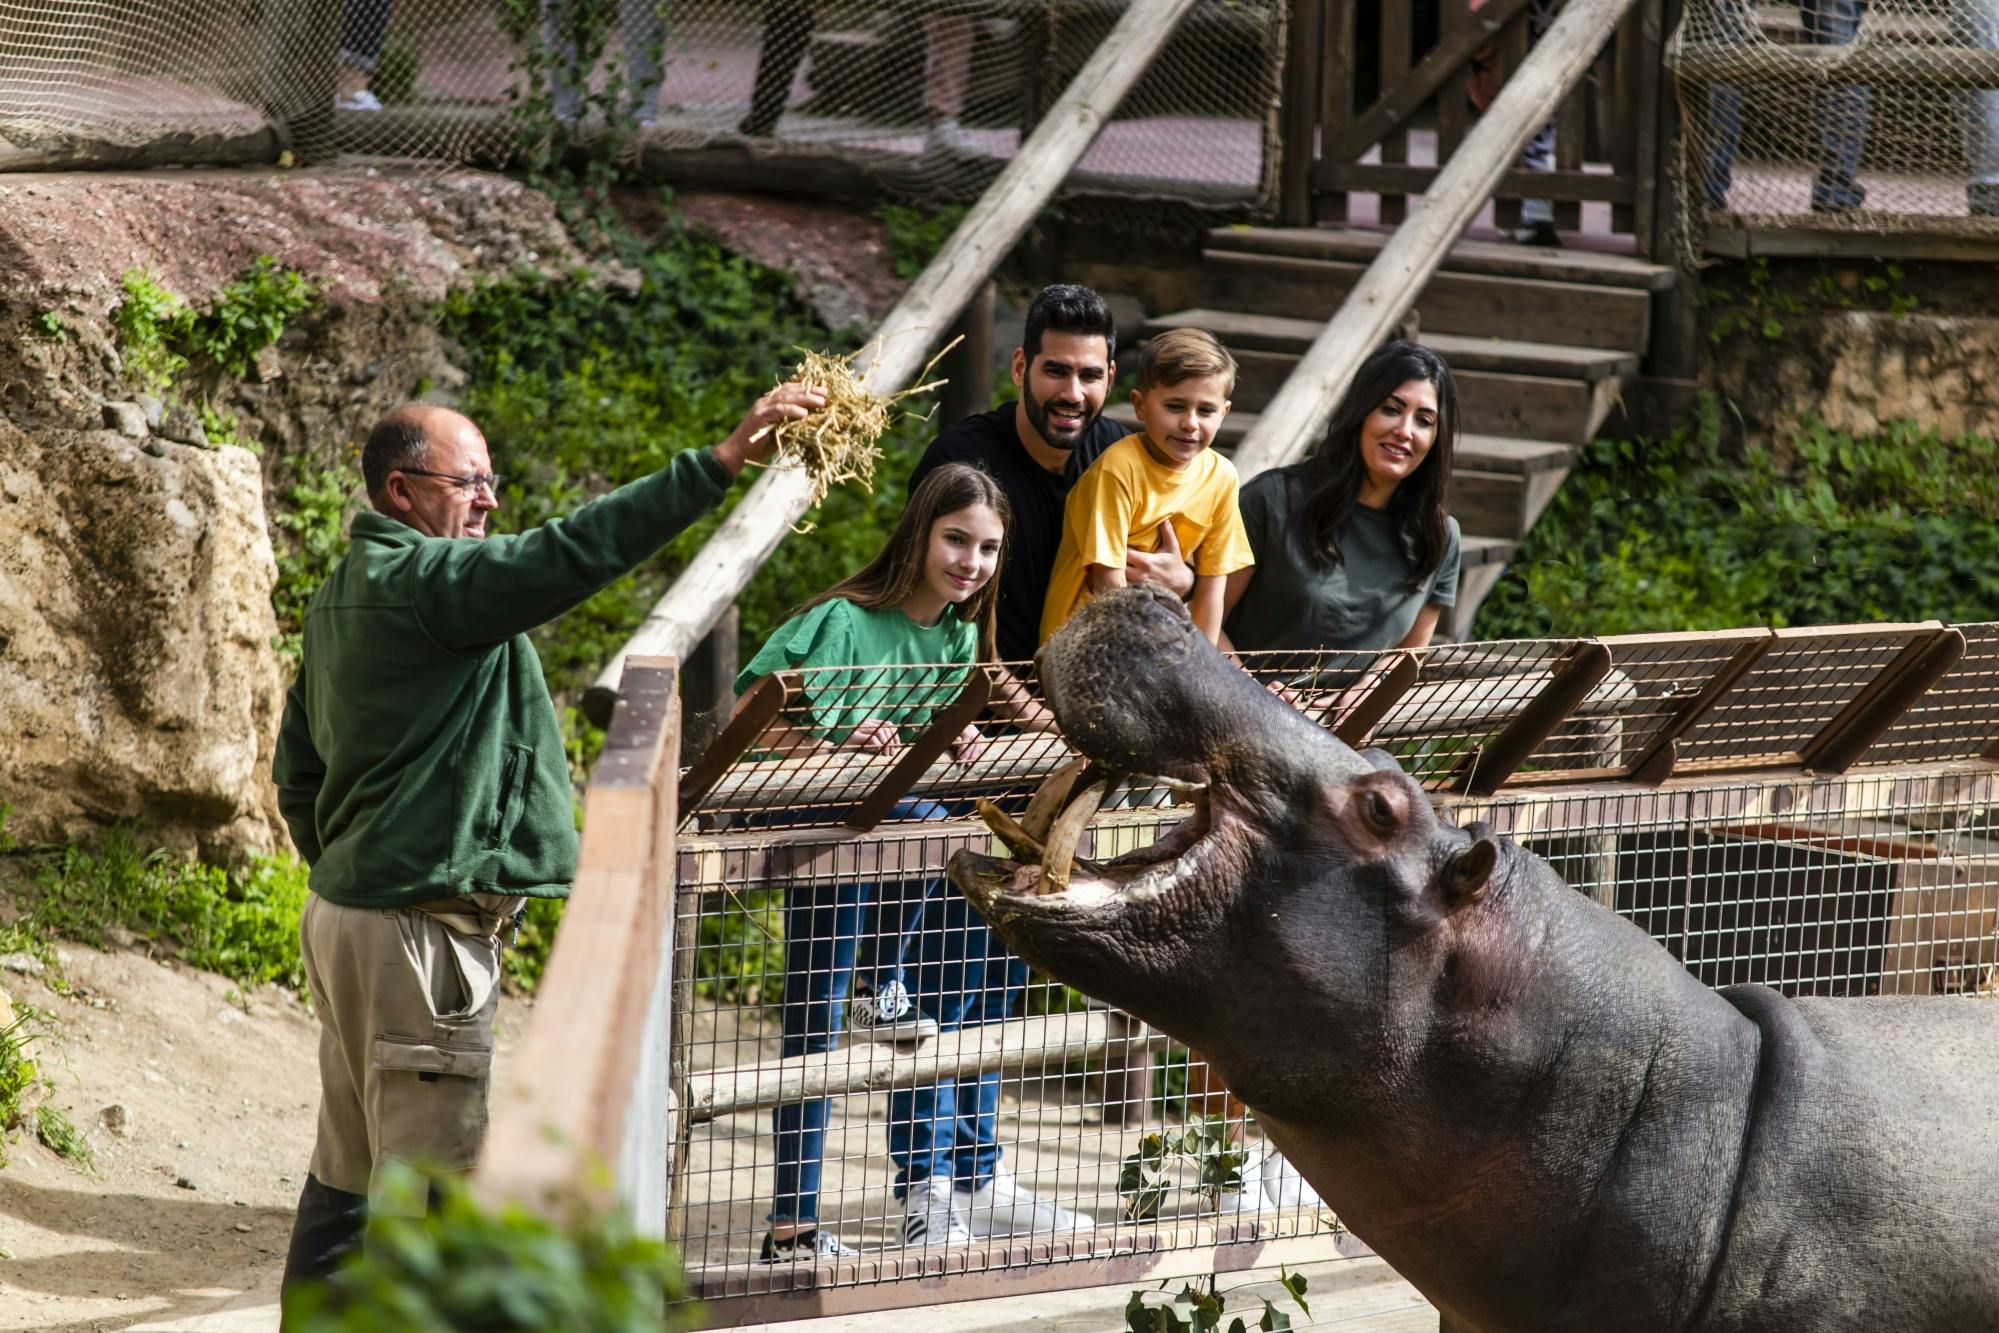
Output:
top-left (1040, 327), bottom-right (1254, 646)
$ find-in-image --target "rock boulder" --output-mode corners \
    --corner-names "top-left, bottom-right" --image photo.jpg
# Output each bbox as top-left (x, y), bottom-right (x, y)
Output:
top-left (0, 419), bottom-right (283, 853)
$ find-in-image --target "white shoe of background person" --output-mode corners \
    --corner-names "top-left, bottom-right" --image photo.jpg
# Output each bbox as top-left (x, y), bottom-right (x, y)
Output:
top-left (848, 978), bottom-right (940, 1045)
top-left (336, 88), bottom-right (383, 112)
top-left (1259, 1146), bottom-right (1324, 1210)
top-left (1217, 1141), bottom-right (1281, 1215)
top-left (958, 1166), bottom-right (1096, 1238)
top-left (900, 1174), bottom-right (972, 1247)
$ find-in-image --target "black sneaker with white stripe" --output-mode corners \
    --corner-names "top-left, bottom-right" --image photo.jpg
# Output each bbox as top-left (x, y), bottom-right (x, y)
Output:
top-left (758, 1228), bottom-right (860, 1263)
top-left (900, 1175), bottom-right (972, 1246)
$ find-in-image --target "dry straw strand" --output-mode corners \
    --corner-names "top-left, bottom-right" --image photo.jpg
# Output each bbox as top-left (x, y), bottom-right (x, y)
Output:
top-left (752, 335), bottom-right (959, 531)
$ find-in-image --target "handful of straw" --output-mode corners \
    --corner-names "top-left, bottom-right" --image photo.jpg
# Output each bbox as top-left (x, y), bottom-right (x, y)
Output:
top-left (754, 337), bottom-right (958, 525)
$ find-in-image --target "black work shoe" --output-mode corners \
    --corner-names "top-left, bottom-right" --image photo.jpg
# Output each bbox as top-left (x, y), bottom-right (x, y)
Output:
top-left (1513, 219), bottom-right (1562, 248)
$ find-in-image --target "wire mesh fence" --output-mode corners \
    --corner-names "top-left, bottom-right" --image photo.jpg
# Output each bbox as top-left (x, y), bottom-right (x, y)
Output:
top-left (0, 0), bottom-right (1287, 222)
top-left (666, 622), bottom-right (1999, 1312)
top-left (1669, 0), bottom-right (1999, 250)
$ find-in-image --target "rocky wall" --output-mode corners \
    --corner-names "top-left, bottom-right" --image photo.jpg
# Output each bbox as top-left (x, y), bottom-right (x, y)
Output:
top-left (1699, 258), bottom-right (1999, 442)
top-left (0, 167), bottom-right (586, 854)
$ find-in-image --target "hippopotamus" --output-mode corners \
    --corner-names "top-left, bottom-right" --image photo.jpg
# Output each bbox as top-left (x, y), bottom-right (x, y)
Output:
top-left (951, 584), bottom-right (1999, 1332)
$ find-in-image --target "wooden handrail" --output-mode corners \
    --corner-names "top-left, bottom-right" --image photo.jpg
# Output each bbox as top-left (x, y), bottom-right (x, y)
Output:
top-left (1234, 0), bottom-right (1642, 480)
top-left (585, 0), bottom-right (1206, 713)
top-left (478, 657), bottom-right (682, 1229)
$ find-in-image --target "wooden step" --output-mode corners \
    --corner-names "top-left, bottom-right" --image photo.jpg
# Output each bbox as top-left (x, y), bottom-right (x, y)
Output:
top-left (1203, 225), bottom-right (1678, 292)
top-left (1222, 347), bottom-right (1595, 442)
top-left (1203, 250), bottom-right (1652, 354)
top-left (1143, 309), bottom-right (1639, 382)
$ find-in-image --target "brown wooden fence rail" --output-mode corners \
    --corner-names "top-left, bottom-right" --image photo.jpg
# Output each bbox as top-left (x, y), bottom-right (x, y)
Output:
top-left (1285, 0), bottom-right (1667, 252)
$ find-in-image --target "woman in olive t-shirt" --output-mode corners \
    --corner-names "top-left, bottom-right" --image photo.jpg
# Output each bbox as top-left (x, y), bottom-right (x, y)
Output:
top-left (1221, 340), bottom-right (1463, 654)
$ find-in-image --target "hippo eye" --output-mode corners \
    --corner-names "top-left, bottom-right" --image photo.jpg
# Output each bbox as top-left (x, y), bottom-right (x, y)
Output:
top-left (1363, 787), bottom-right (1398, 833)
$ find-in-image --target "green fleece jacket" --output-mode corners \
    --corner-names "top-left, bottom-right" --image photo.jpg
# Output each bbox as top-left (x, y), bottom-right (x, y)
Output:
top-left (271, 447), bottom-right (732, 908)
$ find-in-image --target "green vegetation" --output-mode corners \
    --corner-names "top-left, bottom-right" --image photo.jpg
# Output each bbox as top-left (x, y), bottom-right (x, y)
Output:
top-left (1118, 1117), bottom-right (1250, 1221)
top-left (0, 1014), bottom-right (39, 1168)
top-left (1703, 255), bottom-right (1918, 345)
top-left (112, 258), bottom-right (318, 400)
top-left (874, 203), bottom-right (970, 281)
top-left (1125, 1266), bottom-right (1310, 1333)
top-left (34, 309), bottom-right (65, 343)
top-left (285, 1165), bottom-right (697, 1331)
top-left (11, 829), bottom-right (309, 995)
top-left (373, 35), bottom-right (422, 107)
top-left (1475, 405), bottom-right (1999, 639)
top-left (34, 1103), bottom-right (92, 1169)
top-left (272, 460), bottom-right (361, 659)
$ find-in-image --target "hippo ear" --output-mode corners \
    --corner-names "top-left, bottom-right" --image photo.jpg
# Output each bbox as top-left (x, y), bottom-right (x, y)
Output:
top-left (1443, 837), bottom-right (1498, 907)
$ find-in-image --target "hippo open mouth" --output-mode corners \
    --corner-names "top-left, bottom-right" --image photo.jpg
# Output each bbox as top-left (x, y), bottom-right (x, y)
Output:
top-left (949, 584), bottom-right (1372, 943)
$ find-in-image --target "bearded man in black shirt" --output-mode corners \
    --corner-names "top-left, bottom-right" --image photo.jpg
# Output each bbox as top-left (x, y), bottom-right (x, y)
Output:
top-left (909, 283), bottom-right (1194, 665)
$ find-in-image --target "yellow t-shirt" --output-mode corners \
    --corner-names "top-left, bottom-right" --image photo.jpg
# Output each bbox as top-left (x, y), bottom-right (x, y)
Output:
top-left (1040, 434), bottom-right (1256, 643)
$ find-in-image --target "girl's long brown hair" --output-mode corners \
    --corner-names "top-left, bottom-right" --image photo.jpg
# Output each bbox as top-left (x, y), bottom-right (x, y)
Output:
top-left (799, 462), bottom-right (1012, 661)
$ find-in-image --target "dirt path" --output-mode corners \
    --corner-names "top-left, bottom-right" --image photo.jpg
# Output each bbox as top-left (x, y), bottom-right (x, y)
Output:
top-left (0, 936), bottom-right (524, 1332)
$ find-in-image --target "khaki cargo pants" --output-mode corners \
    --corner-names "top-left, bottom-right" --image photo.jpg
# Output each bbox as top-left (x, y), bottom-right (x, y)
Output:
top-left (299, 893), bottom-right (513, 1205)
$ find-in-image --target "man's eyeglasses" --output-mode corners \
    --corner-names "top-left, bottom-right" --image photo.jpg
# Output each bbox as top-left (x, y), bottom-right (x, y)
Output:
top-left (399, 467), bottom-right (502, 495)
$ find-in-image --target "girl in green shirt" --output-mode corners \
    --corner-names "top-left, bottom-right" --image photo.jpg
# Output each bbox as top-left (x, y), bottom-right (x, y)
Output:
top-left (740, 463), bottom-right (1087, 1260)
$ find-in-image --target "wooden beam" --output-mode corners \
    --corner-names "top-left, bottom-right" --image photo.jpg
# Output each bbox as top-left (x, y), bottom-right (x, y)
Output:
top-left (1674, 41), bottom-right (1999, 88)
top-left (677, 670), bottom-right (795, 816)
top-left (842, 667), bottom-right (995, 831)
top-left (684, 1009), bottom-right (1157, 1122)
top-left (1312, 160), bottom-right (1635, 203)
top-left (1238, 0), bottom-right (1642, 480)
top-left (1622, 629), bottom-right (1775, 785)
top-left (1329, 0), bottom-right (1535, 161)
top-left (587, 0), bottom-right (1207, 708)
top-left (1799, 629), bottom-right (1967, 774)
top-left (1331, 650), bottom-right (1422, 747)
top-left (1455, 641), bottom-right (1614, 795)
top-left (1279, 0), bottom-right (1323, 226)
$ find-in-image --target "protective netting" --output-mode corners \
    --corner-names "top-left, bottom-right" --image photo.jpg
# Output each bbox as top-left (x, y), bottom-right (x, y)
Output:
top-left (0, 0), bottom-right (1286, 221)
top-left (1670, 0), bottom-right (1999, 248)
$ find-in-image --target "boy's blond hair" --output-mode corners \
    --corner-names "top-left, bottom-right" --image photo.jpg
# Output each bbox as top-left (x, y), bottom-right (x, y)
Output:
top-left (1134, 327), bottom-right (1238, 394)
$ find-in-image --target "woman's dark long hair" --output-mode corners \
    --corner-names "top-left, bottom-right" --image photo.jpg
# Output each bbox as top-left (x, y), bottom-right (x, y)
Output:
top-left (798, 462), bottom-right (1012, 661)
top-left (1298, 340), bottom-right (1458, 589)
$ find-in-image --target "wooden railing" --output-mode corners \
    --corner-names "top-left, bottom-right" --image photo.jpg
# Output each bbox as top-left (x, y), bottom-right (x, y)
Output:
top-left (478, 657), bottom-right (683, 1232)
top-left (1281, 0), bottom-right (1669, 255)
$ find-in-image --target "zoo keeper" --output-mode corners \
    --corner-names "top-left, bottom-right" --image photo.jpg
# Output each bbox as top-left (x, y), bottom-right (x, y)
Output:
top-left (270, 389), bottom-right (824, 1297)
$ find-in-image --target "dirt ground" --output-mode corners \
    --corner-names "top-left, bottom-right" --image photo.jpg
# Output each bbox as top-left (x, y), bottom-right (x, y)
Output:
top-left (0, 937), bottom-right (523, 1332)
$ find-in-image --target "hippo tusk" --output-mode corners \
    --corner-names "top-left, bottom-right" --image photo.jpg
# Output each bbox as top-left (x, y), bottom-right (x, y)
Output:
top-left (975, 798), bottom-right (1046, 861)
top-left (1040, 774), bottom-right (1117, 894)
top-left (1020, 757), bottom-right (1092, 842)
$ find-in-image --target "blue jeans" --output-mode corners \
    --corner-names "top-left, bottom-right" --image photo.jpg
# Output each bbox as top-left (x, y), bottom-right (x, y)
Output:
top-left (1957, 0), bottom-right (1999, 211)
top-left (887, 891), bottom-right (1029, 1199)
top-left (766, 799), bottom-right (959, 1225)
top-left (541, 0), bottom-right (665, 124)
top-left (1704, 0), bottom-right (1869, 210)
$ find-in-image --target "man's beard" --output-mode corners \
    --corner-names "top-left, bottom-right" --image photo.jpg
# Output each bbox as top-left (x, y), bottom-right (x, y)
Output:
top-left (1022, 382), bottom-right (1097, 450)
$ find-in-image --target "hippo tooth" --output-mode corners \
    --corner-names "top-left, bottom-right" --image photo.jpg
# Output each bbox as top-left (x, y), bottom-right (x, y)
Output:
top-left (1041, 776), bottom-right (1114, 894)
top-left (1020, 757), bottom-right (1091, 843)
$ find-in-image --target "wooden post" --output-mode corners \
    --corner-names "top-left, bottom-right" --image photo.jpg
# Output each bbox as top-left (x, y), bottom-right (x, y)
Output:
top-left (679, 606), bottom-right (738, 756)
top-left (588, 0), bottom-right (1206, 706)
top-left (1280, 0), bottom-right (1324, 226)
top-left (937, 280), bottom-right (997, 428)
top-left (1233, 0), bottom-right (1641, 481)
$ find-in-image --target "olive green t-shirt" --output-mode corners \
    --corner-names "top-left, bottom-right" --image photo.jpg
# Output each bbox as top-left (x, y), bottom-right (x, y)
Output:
top-left (1223, 462), bottom-right (1461, 653)
top-left (735, 597), bottom-right (977, 746)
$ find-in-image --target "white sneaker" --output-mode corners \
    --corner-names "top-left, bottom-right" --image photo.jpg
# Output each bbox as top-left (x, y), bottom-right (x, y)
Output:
top-left (901, 1174), bottom-right (972, 1247)
top-left (336, 88), bottom-right (382, 112)
top-left (849, 979), bottom-right (939, 1044)
top-left (1259, 1146), bottom-right (1324, 1210)
top-left (923, 117), bottom-right (982, 157)
top-left (759, 1227), bottom-right (860, 1262)
top-left (1217, 1142), bottom-right (1279, 1214)
top-left (958, 1167), bottom-right (1096, 1238)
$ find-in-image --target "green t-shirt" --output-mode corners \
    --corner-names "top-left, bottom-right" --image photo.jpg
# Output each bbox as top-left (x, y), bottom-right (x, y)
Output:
top-left (735, 597), bottom-right (978, 746)
top-left (1223, 462), bottom-right (1461, 653)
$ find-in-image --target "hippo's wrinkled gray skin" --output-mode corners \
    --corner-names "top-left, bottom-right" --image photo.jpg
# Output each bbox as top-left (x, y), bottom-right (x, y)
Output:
top-left (951, 585), bottom-right (1999, 1332)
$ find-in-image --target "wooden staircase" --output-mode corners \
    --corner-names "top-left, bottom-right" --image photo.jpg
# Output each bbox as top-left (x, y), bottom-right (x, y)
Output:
top-left (1109, 225), bottom-right (1678, 639)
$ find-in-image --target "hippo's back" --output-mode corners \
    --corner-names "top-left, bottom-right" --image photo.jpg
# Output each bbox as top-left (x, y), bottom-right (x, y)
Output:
top-left (1700, 987), bottom-right (1999, 1331)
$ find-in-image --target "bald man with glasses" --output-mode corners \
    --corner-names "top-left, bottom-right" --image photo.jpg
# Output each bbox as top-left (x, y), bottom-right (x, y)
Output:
top-left (272, 391), bottom-right (822, 1298)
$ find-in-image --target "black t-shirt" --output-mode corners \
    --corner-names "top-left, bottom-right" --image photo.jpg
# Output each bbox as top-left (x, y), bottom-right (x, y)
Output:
top-left (909, 404), bottom-right (1125, 664)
